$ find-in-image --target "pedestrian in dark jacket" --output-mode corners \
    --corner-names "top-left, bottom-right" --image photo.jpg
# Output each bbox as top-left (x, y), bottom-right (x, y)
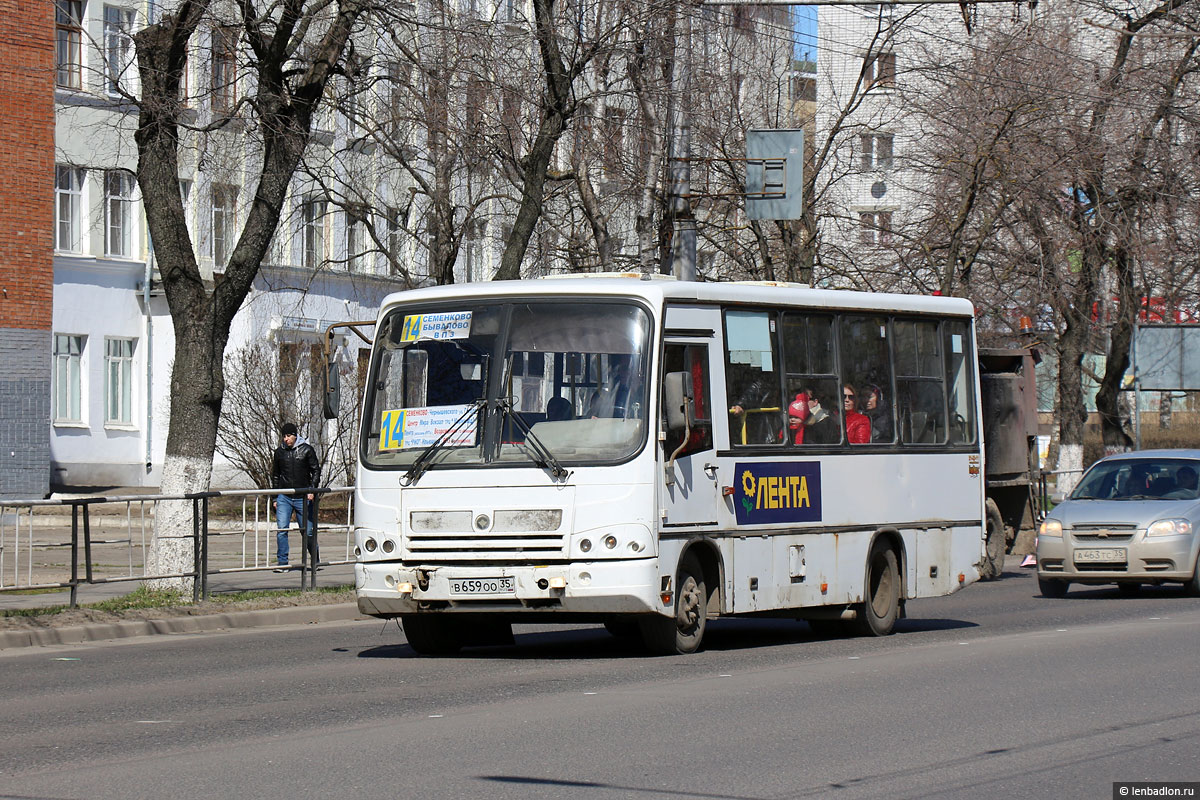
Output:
top-left (271, 422), bottom-right (321, 571)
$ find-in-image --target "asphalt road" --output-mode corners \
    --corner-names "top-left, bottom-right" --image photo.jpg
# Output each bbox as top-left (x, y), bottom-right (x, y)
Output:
top-left (1, 560), bottom-right (1198, 800)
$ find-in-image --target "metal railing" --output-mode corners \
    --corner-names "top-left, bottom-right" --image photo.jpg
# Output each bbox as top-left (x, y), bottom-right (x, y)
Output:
top-left (0, 486), bottom-right (354, 607)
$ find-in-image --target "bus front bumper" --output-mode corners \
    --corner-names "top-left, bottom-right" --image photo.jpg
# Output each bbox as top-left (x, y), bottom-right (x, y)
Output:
top-left (355, 558), bottom-right (663, 617)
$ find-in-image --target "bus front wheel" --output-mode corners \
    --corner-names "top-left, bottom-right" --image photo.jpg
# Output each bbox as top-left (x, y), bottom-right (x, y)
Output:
top-left (401, 615), bottom-right (462, 655)
top-left (640, 551), bottom-right (707, 655)
top-left (854, 541), bottom-right (900, 637)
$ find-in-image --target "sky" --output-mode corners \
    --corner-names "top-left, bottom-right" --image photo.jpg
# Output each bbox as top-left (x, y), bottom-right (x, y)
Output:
top-left (795, 5), bottom-right (818, 63)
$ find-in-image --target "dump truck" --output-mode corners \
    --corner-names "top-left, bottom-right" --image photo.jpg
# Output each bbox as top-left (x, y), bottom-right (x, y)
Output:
top-left (979, 347), bottom-right (1041, 579)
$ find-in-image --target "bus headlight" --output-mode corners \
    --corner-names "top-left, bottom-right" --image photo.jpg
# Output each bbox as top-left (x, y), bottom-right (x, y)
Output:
top-left (604, 535), bottom-right (618, 550)
top-left (1039, 519), bottom-right (1063, 538)
top-left (382, 539), bottom-right (396, 553)
top-left (365, 537), bottom-right (378, 552)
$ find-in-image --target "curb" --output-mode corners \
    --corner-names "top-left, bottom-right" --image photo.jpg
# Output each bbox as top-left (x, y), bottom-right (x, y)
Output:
top-left (0, 602), bottom-right (365, 651)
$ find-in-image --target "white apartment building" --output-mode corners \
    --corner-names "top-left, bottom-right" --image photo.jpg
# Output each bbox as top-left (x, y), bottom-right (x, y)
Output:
top-left (49, 0), bottom-right (794, 488)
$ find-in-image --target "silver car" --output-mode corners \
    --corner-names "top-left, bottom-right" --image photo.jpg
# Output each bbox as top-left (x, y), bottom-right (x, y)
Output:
top-left (1037, 449), bottom-right (1200, 597)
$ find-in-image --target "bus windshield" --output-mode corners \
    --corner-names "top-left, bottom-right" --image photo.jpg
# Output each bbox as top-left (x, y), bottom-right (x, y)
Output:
top-left (362, 299), bottom-right (652, 469)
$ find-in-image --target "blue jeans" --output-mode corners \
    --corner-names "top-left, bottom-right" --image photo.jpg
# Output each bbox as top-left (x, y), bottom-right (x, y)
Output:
top-left (276, 494), bottom-right (317, 565)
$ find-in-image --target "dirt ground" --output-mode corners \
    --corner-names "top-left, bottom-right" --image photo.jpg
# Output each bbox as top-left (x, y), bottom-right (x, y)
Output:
top-left (0, 586), bottom-right (355, 631)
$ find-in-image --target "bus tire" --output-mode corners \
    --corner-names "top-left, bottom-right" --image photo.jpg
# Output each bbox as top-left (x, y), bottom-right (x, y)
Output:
top-left (980, 499), bottom-right (1006, 581)
top-left (854, 540), bottom-right (900, 637)
top-left (401, 615), bottom-right (462, 655)
top-left (639, 551), bottom-right (707, 655)
top-left (1038, 576), bottom-right (1069, 598)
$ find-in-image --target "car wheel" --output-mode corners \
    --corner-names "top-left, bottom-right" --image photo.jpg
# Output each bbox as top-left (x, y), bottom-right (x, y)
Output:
top-left (1038, 576), bottom-right (1069, 598)
top-left (1188, 555), bottom-right (1200, 597)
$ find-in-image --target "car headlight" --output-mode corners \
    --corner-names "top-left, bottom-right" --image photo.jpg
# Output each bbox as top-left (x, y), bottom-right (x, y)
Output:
top-left (1147, 518), bottom-right (1193, 537)
top-left (1039, 519), bottom-right (1063, 538)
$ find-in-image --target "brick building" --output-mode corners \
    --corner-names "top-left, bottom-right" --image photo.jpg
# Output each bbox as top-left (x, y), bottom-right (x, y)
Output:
top-left (0, 2), bottom-right (55, 498)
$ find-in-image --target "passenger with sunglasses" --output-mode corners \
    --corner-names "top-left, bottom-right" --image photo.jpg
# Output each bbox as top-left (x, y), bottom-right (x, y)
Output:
top-left (842, 383), bottom-right (872, 444)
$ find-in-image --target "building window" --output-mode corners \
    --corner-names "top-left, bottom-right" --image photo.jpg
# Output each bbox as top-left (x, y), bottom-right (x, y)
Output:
top-left (56, 0), bottom-right (83, 89)
top-left (211, 26), bottom-right (238, 113)
top-left (104, 6), bottom-right (136, 96)
top-left (346, 205), bottom-right (370, 273)
top-left (603, 107), bottom-right (625, 177)
top-left (302, 196), bottom-right (328, 270)
top-left (865, 51), bottom-right (896, 89)
top-left (53, 334), bottom-right (85, 423)
top-left (212, 184), bottom-right (237, 268)
top-left (105, 338), bottom-right (135, 425)
top-left (105, 171), bottom-right (135, 257)
top-left (858, 211), bottom-right (893, 245)
top-left (56, 165), bottom-right (84, 253)
top-left (860, 133), bottom-right (894, 171)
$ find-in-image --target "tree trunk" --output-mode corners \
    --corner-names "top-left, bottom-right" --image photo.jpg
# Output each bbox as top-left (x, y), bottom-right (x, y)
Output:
top-left (1095, 247), bottom-right (1135, 454)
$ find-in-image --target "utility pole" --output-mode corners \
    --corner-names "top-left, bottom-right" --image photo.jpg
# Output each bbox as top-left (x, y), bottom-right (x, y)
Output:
top-left (667, 1), bottom-right (696, 281)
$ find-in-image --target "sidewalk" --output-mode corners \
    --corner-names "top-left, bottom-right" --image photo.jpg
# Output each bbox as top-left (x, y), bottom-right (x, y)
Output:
top-left (0, 599), bottom-right (364, 650)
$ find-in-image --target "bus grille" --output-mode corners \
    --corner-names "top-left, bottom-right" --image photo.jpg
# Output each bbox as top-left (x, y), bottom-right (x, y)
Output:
top-left (406, 509), bottom-right (566, 562)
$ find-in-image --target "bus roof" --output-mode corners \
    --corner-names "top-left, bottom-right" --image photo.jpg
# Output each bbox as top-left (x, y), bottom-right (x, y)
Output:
top-left (378, 277), bottom-right (975, 318)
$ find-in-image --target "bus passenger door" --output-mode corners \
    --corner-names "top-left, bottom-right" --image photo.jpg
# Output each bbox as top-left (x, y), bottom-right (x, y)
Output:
top-left (660, 338), bottom-right (720, 529)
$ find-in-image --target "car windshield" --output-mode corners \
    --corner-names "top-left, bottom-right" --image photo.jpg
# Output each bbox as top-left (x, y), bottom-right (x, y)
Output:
top-left (1071, 458), bottom-right (1200, 501)
top-left (361, 299), bottom-right (652, 469)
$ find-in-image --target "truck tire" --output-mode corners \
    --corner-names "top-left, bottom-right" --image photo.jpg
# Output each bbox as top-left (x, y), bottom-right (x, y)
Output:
top-left (980, 498), bottom-right (1006, 581)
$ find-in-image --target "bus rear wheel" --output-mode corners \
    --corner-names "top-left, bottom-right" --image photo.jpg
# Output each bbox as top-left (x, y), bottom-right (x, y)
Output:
top-left (640, 551), bottom-right (707, 655)
top-left (854, 541), bottom-right (900, 637)
top-left (401, 615), bottom-right (462, 655)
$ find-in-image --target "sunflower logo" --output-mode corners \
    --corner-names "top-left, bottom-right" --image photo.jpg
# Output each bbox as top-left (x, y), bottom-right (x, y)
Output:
top-left (740, 470), bottom-right (757, 514)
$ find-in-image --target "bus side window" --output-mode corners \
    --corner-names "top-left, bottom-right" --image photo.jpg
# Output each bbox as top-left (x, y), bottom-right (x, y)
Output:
top-left (944, 321), bottom-right (976, 444)
top-left (662, 344), bottom-right (713, 456)
top-left (895, 319), bottom-right (946, 444)
top-left (725, 310), bottom-right (783, 446)
top-left (839, 315), bottom-right (893, 445)
top-left (781, 313), bottom-right (840, 446)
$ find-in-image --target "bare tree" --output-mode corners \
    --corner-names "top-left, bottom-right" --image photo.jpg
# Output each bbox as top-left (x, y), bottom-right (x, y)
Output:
top-left (133, 0), bottom-right (372, 587)
top-left (216, 342), bottom-right (359, 488)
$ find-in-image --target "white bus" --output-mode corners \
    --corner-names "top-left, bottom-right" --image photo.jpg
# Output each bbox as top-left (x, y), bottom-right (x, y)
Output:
top-left (348, 276), bottom-right (987, 654)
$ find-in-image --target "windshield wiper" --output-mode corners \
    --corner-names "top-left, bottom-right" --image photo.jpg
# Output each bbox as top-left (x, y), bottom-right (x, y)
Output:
top-left (401, 400), bottom-right (485, 486)
top-left (495, 399), bottom-right (570, 480)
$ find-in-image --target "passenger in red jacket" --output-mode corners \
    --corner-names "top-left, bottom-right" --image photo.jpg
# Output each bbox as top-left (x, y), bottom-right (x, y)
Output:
top-left (787, 392), bottom-right (809, 444)
top-left (842, 383), bottom-right (872, 444)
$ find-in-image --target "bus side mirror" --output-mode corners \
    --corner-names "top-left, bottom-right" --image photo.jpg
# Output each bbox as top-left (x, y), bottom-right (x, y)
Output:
top-left (323, 360), bottom-right (341, 420)
top-left (664, 371), bottom-right (694, 432)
